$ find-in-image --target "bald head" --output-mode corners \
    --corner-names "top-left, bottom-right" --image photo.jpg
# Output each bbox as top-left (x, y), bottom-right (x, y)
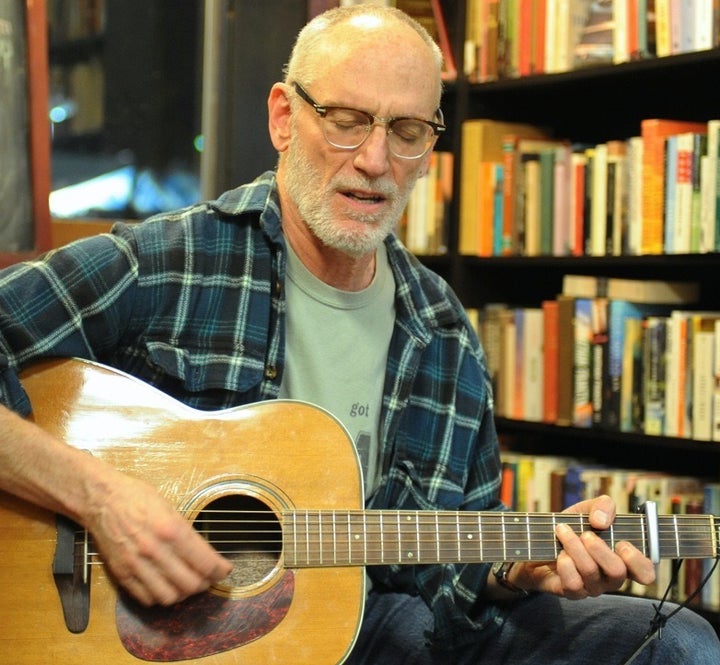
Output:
top-left (283, 5), bottom-right (443, 109)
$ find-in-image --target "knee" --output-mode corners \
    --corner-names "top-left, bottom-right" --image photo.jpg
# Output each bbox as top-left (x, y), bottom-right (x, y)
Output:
top-left (655, 608), bottom-right (720, 664)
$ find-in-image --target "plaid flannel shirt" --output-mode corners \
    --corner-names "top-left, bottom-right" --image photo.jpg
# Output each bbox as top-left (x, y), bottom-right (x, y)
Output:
top-left (0, 170), bottom-right (508, 649)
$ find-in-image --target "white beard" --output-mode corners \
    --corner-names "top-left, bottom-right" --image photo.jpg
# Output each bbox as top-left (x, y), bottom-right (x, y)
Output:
top-left (283, 132), bottom-right (419, 257)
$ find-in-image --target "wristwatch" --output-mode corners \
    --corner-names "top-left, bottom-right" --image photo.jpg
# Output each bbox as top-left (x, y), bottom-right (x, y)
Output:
top-left (491, 561), bottom-right (530, 596)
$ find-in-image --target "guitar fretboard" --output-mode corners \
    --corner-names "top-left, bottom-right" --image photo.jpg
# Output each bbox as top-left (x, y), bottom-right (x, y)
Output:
top-left (282, 510), bottom-right (718, 567)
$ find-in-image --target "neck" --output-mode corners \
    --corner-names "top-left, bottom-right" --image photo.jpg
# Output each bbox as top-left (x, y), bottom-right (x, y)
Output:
top-left (282, 209), bottom-right (377, 293)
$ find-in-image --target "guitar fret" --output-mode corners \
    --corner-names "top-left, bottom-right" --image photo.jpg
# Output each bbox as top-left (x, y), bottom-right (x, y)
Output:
top-left (379, 512), bottom-right (385, 563)
top-left (525, 513), bottom-right (531, 560)
top-left (347, 512), bottom-right (352, 565)
top-left (500, 513), bottom-right (507, 560)
top-left (477, 513), bottom-right (483, 561)
top-left (305, 510), bottom-right (310, 564)
top-left (318, 511), bottom-right (323, 566)
top-left (416, 512), bottom-right (421, 562)
top-left (455, 513), bottom-right (460, 561)
top-left (640, 516), bottom-right (647, 556)
top-left (396, 512), bottom-right (402, 561)
top-left (363, 512), bottom-right (368, 563)
top-left (435, 513), bottom-right (440, 561)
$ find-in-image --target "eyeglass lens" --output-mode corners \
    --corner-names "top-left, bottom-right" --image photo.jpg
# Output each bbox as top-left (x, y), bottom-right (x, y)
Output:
top-left (322, 108), bottom-right (435, 159)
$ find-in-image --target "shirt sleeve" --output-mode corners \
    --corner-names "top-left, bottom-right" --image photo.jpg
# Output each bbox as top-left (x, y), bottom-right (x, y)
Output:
top-left (0, 230), bottom-right (138, 412)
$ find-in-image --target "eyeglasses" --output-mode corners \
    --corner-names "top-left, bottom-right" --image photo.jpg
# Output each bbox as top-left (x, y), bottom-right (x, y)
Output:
top-left (292, 82), bottom-right (445, 160)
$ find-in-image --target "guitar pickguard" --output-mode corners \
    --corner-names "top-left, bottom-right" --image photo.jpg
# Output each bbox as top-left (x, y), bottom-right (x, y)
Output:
top-left (116, 570), bottom-right (294, 661)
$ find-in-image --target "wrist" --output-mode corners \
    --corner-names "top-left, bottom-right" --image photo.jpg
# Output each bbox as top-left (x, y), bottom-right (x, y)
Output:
top-left (491, 561), bottom-right (531, 597)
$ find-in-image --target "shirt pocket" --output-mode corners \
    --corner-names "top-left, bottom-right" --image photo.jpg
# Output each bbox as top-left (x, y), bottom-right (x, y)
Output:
top-left (146, 340), bottom-right (265, 394)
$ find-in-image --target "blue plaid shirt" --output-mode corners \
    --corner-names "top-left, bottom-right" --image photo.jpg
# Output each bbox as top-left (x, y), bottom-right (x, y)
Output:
top-left (0, 170), bottom-right (508, 649)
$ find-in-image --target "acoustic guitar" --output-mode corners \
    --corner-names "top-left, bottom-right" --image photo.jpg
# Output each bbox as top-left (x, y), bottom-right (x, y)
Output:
top-left (1, 358), bottom-right (716, 664)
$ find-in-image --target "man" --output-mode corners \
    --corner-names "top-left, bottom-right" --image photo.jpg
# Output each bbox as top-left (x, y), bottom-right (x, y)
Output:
top-left (0, 5), bottom-right (717, 664)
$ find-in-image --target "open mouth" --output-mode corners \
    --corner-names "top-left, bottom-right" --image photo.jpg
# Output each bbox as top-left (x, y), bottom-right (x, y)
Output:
top-left (342, 190), bottom-right (386, 204)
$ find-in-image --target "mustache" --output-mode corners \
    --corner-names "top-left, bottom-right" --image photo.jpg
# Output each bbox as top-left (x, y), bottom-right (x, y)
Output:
top-left (331, 176), bottom-right (399, 199)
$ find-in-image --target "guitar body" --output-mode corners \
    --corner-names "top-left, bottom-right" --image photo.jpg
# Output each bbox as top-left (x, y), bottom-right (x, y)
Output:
top-left (0, 359), bottom-right (365, 665)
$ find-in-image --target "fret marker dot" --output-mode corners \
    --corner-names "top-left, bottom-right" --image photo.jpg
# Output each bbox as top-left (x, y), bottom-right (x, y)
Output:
top-left (407, 552), bottom-right (414, 558)
top-left (354, 534), bottom-right (360, 540)
top-left (467, 534), bottom-right (473, 539)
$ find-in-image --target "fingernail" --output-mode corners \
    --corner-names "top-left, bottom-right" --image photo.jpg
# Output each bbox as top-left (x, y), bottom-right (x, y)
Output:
top-left (556, 523), bottom-right (573, 536)
top-left (593, 510), bottom-right (609, 528)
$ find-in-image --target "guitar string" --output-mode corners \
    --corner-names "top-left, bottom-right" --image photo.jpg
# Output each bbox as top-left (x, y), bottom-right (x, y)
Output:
top-left (68, 511), bottom-right (716, 562)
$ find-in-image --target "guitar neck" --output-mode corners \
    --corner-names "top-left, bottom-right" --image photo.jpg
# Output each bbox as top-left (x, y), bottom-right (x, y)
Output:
top-left (283, 510), bottom-right (718, 567)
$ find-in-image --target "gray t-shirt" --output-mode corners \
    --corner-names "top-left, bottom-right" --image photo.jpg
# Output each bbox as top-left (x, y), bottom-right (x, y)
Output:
top-left (278, 242), bottom-right (395, 494)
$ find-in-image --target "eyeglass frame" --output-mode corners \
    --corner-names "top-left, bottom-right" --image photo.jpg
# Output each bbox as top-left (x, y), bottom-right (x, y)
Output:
top-left (291, 82), bottom-right (446, 160)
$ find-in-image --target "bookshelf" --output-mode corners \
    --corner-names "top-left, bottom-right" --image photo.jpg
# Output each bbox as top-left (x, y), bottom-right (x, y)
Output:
top-left (430, 0), bottom-right (720, 624)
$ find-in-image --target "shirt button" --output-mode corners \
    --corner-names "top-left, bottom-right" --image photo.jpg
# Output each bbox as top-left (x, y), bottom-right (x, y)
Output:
top-left (265, 365), bottom-right (278, 380)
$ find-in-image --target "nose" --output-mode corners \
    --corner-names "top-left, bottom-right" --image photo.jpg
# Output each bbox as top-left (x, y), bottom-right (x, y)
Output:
top-left (352, 124), bottom-right (391, 177)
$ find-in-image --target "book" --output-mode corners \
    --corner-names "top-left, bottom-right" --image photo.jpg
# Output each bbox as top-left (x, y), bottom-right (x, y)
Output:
top-left (671, 132), bottom-right (707, 254)
top-left (620, 316), bottom-right (645, 433)
top-left (572, 297), bottom-right (595, 428)
top-left (478, 161), bottom-right (502, 256)
top-left (625, 135), bottom-right (644, 255)
top-left (521, 307), bottom-right (545, 421)
top-left (552, 143), bottom-right (572, 255)
top-left (713, 318), bottom-right (720, 441)
top-left (691, 320), bottom-right (716, 441)
top-left (542, 299), bottom-right (560, 423)
top-left (561, 274), bottom-right (699, 305)
top-left (605, 301), bottom-right (672, 432)
top-left (501, 135), bottom-right (564, 255)
top-left (643, 315), bottom-right (668, 435)
top-left (663, 133), bottom-right (679, 253)
top-left (539, 147), bottom-right (556, 255)
top-left (588, 141), bottom-right (608, 256)
top-left (664, 309), bottom-right (720, 438)
top-left (590, 297), bottom-right (608, 427)
top-left (522, 154), bottom-right (542, 256)
top-left (460, 119), bottom-right (546, 255)
top-left (569, 150), bottom-right (588, 256)
top-left (513, 308), bottom-right (526, 419)
top-left (556, 294), bottom-right (577, 426)
top-left (640, 118), bottom-right (707, 254)
top-left (606, 139), bottom-right (627, 256)
top-left (478, 303), bottom-right (509, 401)
top-left (702, 119), bottom-right (720, 252)
top-left (665, 310), bottom-right (689, 438)
top-left (491, 163), bottom-right (505, 255)
top-left (498, 307), bottom-right (517, 418)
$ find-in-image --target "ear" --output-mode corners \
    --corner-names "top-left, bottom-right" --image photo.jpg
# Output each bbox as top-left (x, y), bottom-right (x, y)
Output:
top-left (268, 83), bottom-right (293, 153)
top-left (416, 149), bottom-right (434, 178)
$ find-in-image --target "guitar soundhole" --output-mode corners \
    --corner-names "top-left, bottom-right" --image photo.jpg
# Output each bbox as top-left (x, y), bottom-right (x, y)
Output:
top-left (194, 494), bottom-right (282, 589)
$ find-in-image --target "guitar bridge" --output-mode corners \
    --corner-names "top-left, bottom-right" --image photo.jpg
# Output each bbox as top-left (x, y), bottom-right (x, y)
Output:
top-left (52, 514), bottom-right (91, 633)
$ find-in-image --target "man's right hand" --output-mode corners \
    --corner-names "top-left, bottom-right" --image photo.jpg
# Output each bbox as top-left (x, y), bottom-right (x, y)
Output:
top-left (85, 470), bottom-right (234, 606)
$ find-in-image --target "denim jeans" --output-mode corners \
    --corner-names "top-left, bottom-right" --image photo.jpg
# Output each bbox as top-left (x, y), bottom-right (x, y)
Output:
top-left (345, 590), bottom-right (720, 664)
